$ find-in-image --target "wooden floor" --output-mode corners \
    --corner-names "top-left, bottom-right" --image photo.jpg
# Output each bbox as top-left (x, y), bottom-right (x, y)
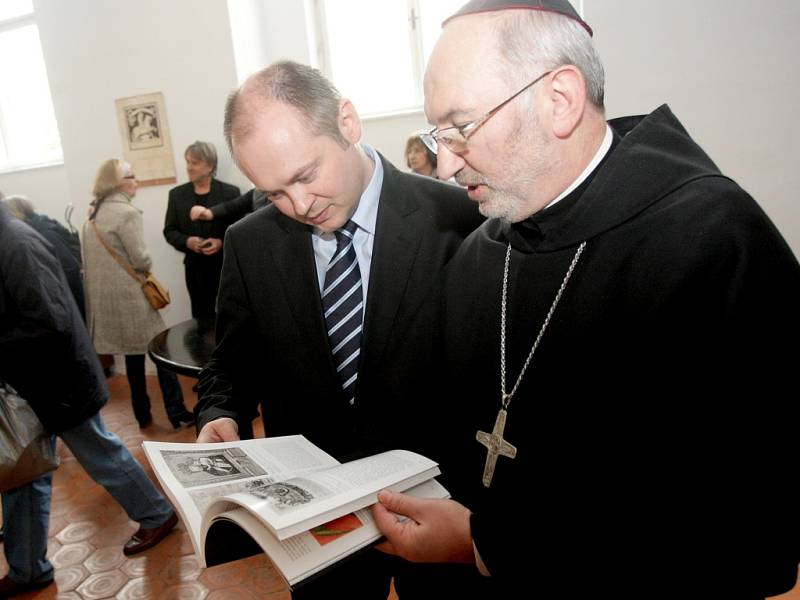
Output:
top-left (1, 372), bottom-right (796, 599)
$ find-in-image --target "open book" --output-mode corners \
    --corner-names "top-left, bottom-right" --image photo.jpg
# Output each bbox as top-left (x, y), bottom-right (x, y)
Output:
top-left (142, 435), bottom-right (448, 587)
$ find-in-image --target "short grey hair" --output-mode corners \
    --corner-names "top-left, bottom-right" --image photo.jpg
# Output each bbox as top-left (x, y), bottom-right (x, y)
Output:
top-left (224, 60), bottom-right (348, 154)
top-left (1, 194), bottom-right (35, 222)
top-left (185, 141), bottom-right (218, 176)
top-left (496, 10), bottom-right (605, 110)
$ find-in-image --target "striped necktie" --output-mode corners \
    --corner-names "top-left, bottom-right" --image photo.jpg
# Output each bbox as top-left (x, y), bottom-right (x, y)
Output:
top-left (322, 220), bottom-right (363, 405)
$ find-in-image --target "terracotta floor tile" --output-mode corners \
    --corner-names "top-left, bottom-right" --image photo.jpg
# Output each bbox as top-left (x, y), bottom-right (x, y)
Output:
top-left (206, 586), bottom-right (261, 600)
top-left (84, 545), bottom-right (126, 574)
top-left (141, 528), bottom-right (184, 566)
top-left (160, 555), bottom-right (204, 585)
top-left (48, 515), bottom-right (68, 535)
top-left (119, 556), bottom-right (150, 580)
top-left (47, 538), bottom-right (62, 557)
top-left (55, 521), bottom-right (100, 545)
top-left (88, 522), bottom-right (137, 547)
top-left (198, 559), bottom-right (248, 589)
top-left (116, 577), bottom-right (167, 600)
top-left (53, 564), bottom-right (89, 592)
top-left (75, 569), bottom-right (128, 599)
top-left (175, 529), bottom-right (197, 556)
top-left (161, 580), bottom-right (209, 600)
top-left (50, 542), bottom-right (94, 569)
top-left (244, 558), bottom-right (291, 594)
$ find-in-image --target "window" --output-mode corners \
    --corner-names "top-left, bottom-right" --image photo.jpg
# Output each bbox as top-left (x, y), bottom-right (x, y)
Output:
top-left (311, 0), bottom-right (464, 116)
top-left (0, 0), bottom-right (62, 172)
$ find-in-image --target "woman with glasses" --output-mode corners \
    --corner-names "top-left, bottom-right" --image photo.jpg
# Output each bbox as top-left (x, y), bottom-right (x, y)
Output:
top-left (82, 159), bottom-right (194, 429)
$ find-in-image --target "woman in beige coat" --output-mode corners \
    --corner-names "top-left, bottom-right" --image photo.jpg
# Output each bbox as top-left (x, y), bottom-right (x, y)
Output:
top-left (82, 159), bottom-right (194, 428)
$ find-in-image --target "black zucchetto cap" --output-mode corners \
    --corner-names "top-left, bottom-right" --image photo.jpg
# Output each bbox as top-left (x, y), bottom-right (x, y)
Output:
top-left (444, 0), bottom-right (593, 37)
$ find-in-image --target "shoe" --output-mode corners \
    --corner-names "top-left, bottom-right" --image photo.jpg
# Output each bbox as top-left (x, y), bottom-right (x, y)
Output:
top-left (123, 512), bottom-right (178, 556)
top-left (168, 410), bottom-right (195, 429)
top-left (0, 575), bottom-right (54, 597)
top-left (136, 413), bottom-right (153, 428)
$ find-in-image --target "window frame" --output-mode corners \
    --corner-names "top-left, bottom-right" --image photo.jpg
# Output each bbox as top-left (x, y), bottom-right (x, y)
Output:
top-left (0, 8), bottom-right (63, 174)
top-left (309, 0), bottom-right (440, 118)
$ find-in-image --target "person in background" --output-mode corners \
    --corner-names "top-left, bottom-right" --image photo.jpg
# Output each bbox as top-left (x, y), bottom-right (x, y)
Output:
top-left (0, 203), bottom-right (178, 598)
top-left (194, 60), bottom-right (484, 599)
top-left (0, 194), bottom-right (84, 319)
top-left (163, 141), bottom-right (240, 323)
top-left (188, 187), bottom-right (268, 224)
top-left (373, 1), bottom-right (800, 598)
top-left (405, 133), bottom-right (438, 178)
top-left (81, 159), bottom-right (194, 429)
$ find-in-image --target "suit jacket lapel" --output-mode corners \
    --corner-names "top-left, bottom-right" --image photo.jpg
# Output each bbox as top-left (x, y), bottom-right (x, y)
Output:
top-left (361, 158), bottom-right (424, 367)
top-left (268, 215), bottom-right (335, 373)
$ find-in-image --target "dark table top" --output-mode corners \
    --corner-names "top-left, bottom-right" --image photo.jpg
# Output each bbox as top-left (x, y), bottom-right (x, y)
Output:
top-left (148, 318), bottom-right (215, 378)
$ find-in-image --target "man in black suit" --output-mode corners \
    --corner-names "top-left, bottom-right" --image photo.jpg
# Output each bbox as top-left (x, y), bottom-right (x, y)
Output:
top-left (194, 60), bottom-right (482, 597)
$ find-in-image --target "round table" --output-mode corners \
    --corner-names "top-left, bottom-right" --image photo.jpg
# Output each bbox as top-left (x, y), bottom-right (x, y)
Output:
top-left (148, 318), bottom-right (215, 377)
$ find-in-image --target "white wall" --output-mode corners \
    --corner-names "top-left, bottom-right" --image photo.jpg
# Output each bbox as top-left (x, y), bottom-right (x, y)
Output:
top-left (585, 0), bottom-right (800, 256)
top-left (5, 0), bottom-right (250, 330)
top-left (1, 1), bottom-right (798, 299)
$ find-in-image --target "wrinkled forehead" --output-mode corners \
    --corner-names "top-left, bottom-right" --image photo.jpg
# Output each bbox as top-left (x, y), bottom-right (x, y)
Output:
top-left (423, 15), bottom-right (505, 125)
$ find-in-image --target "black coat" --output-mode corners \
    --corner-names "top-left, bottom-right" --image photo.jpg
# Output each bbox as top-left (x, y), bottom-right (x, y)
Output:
top-left (26, 212), bottom-right (85, 318)
top-left (195, 155), bottom-right (484, 460)
top-left (435, 105), bottom-right (800, 598)
top-left (163, 178), bottom-right (241, 257)
top-left (0, 206), bottom-right (107, 434)
top-left (209, 188), bottom-right (266, 223)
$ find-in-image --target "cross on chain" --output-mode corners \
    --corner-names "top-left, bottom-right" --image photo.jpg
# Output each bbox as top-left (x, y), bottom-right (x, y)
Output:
top-left (475, 408), bottom-right (517, 487)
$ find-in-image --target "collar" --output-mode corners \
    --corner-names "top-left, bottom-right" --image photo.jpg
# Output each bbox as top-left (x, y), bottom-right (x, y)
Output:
top-left (505, 125), bottom-right (617, 252)
top-left (546, 124), bottom-right (613, 210)
top-left (314, 143), bottom-right (383, 237)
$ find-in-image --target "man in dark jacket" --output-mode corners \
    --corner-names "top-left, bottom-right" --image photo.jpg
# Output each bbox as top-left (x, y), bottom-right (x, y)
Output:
top-left (0, 193), bottom-right (84, 318)
top-left (163, 141), bottom-right (241, 323)
top-left (194, 61), bottom-right (484, 598)
top-left (0, 204), bottom-right (178, 597)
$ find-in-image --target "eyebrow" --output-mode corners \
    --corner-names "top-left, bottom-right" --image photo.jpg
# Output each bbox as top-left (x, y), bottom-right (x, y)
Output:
top-left (261, 158), bottom-right (321, 196)
top-left (289, 158), bottom-right (320, 183)
top-left (431, 106), bottom-right (478, 128)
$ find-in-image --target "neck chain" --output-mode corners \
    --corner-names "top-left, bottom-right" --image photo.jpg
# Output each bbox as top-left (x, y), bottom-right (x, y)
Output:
top-left (500, 240), bottom-right (587, 407)
top-left (476, 240), bottom-right (587, 487)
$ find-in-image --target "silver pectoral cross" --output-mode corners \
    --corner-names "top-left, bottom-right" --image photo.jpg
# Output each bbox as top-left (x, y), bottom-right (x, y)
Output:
top-left (476, 408), bottom-right (517, 487)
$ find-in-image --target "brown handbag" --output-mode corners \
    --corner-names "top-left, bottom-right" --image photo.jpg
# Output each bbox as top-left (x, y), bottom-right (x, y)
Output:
top-left (141, 272), bottom-right (171, 310)
top-left (90, 220), bottom-right (171, 310)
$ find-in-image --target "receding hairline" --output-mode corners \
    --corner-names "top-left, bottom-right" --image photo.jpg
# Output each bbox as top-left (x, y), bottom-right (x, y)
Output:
top-left (227, 82), bottom-right (345, 150)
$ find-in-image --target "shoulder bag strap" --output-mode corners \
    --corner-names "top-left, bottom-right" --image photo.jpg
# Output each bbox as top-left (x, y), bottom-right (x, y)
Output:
top-left (90, 220), bottom-right (146, 286)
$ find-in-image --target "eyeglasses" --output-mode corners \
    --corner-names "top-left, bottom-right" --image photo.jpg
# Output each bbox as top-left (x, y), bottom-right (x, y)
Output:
top-left (420, 70), bottom-right (553, 155)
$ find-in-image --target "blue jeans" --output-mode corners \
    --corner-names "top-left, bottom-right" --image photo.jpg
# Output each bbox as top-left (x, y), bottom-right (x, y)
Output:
top-left (1, 412), bottom-right (173, 584)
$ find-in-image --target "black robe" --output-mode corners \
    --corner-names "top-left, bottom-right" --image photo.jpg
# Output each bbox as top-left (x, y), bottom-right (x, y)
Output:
top-left (433, 105), bottom-right (800, 598)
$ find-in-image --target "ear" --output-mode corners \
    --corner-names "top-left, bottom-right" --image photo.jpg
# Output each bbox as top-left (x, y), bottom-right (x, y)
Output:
top-left (338, 99), bottom-right (362, 144)
top-left (548, 66), bottom-right (586, 139)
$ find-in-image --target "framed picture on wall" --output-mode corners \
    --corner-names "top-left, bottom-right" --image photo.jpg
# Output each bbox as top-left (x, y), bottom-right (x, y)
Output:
top-left (115, 92), bottom-right (177, 187)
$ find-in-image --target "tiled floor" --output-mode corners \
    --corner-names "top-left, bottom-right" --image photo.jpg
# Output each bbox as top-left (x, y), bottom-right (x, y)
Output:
top-left (0, 374), bottom-right (293, 600)
top-left (1, 373), bottom-right (797, 599)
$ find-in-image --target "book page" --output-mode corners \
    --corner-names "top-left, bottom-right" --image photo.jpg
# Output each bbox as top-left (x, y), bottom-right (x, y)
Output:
top-left (204, 479), bottom-right (450, 586)
top-left (142, 435), bottom-right (340, 561)
top-left (209, 449), bottom-right (440, 540)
